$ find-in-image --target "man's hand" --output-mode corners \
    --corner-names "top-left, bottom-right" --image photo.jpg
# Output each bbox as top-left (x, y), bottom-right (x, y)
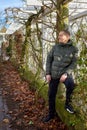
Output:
top-left (46, 75), bottom-right (51, 83)
top-left (60, 74), bottom-right (67, 82)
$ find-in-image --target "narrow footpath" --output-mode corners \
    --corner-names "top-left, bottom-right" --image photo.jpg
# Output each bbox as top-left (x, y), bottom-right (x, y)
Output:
top-left (0, 61), bottom-right (68, 130)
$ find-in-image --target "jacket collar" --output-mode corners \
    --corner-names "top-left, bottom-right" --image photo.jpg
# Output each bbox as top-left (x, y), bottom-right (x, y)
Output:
top-left (58, 40), bottom-right (72, 46)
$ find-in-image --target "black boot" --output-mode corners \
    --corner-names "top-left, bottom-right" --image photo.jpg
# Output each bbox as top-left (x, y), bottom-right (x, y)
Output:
top-left (42, 114), bottom-right (54, 123)
top-left (42, 111), bottom-right (59, 123)
top-left (65, 104), bottom-right (75, 114)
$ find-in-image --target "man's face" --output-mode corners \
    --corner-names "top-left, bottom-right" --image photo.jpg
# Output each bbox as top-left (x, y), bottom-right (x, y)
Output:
top-left (58, 31), bottom-right (70, 43)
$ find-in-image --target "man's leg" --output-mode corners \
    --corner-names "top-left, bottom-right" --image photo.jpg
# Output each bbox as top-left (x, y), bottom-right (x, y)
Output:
top-left (48, 78), bottom-right (59, 117)
top-left (63, 77), bottom-right (75, 113)
top-left (43, 78), bottom-right (59, 122)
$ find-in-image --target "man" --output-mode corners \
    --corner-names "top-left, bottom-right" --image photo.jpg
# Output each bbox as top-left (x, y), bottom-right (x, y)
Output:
top-left (43, 30), bottom-right (78, 122)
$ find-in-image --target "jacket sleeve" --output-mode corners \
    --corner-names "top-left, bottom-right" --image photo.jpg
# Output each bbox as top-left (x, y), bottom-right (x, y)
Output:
top-left (65, 47), bottom-right (78, 75)
top-left (46, 46), bottom-right (54, 75)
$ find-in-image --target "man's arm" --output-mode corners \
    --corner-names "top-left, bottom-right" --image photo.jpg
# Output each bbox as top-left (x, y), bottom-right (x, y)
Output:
top-left (46, 46), bottom-right (54, 75)
top-left (60, 47), bottom-right (78, 82)
top-left (46, 46), bottom-right (54, 82)
top-left (65, 47), bottom-right (78, 75)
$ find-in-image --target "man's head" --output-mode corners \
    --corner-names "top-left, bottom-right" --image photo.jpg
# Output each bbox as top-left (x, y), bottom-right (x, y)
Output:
top-left (58, 30), bottom-right (70, 44)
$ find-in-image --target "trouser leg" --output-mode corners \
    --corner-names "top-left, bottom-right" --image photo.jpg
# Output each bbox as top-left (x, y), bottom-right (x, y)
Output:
top-left (63, 77), bottom-right (75, 105)
top-left (48, 79), bottom-right (59, 117)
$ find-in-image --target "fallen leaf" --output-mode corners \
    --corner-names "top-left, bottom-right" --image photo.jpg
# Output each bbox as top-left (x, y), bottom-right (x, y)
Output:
top-left (3, 118), bottom-right (9, 123)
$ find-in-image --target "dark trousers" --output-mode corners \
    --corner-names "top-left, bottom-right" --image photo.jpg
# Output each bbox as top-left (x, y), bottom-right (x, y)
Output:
top-left (48, 77), bottom-right (75, 116)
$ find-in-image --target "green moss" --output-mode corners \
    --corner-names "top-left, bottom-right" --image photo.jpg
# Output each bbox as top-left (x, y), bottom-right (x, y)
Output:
top-left (21, 68), bottom-right (48, 100)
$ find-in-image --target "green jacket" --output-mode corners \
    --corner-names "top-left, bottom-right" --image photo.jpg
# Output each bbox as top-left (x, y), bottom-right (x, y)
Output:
top-left (46, 40), bottom-right (78, 79)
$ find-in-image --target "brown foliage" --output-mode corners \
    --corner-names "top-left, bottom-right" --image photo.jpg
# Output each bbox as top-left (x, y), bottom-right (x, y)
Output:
top-left (0, 61), bottom-right (68, 130)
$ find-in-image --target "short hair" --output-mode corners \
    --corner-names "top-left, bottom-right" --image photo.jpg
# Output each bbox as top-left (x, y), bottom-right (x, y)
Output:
top-left (62, 30), bottom-right (70, 36)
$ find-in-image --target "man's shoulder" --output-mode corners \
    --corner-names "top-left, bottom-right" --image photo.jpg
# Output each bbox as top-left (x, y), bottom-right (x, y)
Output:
top-left (53, 44), bottom-right (61, 51)
top-left (72, 45), bottom-right (78, 52)
top-left (70, 45), bottom-right (78, 55)
top-left (70, 40), bottom-right (78, 51)
top-left (51, 44), bottom-right (58, 49)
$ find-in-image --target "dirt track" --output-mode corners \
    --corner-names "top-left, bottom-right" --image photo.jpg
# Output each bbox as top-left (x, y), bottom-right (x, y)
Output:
top-left (0, 61), bottom-right (68, 130)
